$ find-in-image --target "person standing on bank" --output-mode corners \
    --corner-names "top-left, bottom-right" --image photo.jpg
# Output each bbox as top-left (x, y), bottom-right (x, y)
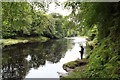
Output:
top-left (79, 46), bottom-right (84, 59)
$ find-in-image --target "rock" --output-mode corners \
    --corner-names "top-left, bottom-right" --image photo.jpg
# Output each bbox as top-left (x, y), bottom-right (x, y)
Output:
top-left (63, 59), bottom-right (88, 72)
top-left (86, 38), bottom-right (91, 41)
top-left (57, 72), bottom-right (68, 78)
top-left (65, 67), bottom-right (74, 72)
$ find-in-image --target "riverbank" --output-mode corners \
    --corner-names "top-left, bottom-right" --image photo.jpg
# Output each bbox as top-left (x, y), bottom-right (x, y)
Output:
top-left (61, 37), bottom-right (120, 79)
top-left (0, 36), bottom-right (49, 45)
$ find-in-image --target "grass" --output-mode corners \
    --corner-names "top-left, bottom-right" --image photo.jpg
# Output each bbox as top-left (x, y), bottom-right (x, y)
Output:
top-left (0, 36), bottom-right (49, 45)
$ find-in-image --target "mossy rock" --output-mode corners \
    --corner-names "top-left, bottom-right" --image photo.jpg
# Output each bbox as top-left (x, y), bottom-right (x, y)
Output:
top-left (63, 59), bottom-right (88, 72)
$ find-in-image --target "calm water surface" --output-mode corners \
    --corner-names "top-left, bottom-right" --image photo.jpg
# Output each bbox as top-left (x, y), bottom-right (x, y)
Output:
top-left (2, 37), bottom-right (87, 79)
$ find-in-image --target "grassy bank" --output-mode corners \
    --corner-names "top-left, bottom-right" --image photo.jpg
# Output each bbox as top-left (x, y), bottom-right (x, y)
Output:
top-left (0, 36), bottom-right (49, 45)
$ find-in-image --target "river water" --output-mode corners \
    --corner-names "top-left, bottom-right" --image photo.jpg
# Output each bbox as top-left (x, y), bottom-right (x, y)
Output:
top-left (2, 37), bottom-right (87, 79)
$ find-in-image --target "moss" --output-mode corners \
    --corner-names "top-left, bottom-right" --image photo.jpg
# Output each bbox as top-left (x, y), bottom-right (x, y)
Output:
top-left (63, 59), bottom-right (88, 70)
top-left (63, 61), bottom-right (78, 69)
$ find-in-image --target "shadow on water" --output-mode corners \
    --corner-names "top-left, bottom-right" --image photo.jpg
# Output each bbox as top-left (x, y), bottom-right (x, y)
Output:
top-left (2, 38), bottom-right (74, 79)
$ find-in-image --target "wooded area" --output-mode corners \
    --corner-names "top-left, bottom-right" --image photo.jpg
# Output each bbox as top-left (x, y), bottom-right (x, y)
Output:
top-left (2, 2), bottom-right (78, 39)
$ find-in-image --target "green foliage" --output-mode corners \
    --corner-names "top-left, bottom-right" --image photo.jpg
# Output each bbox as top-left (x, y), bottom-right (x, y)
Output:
top-left (2, 2), bottom-right (33, 38)
top-left (87, 37), bottom-right (119, 78)
top-left (2, 2), bottom-right (76, 39)
top-left (42, 13), bottom-right (65, 38)
top-left (65, 2), bottom-right (120, 40)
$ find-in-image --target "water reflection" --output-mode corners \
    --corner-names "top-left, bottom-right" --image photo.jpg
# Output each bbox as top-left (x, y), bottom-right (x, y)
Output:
top-left (2, 37), bottom-right (86, 79)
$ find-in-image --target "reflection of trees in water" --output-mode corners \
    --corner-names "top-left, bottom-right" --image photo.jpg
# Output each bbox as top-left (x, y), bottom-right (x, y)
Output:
top-left (42, 39), bottom-right (69, 63)
top-left (2, 39), bottom-right (71, 79)
top-left (2, 45), bottom-right (30, 79)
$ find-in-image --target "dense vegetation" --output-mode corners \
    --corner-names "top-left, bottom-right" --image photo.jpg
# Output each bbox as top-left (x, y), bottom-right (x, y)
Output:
top-left (62, 2), bottom-right (120, 78)
top-left (2, 2), bottom-right (78, 39)
top-left (2, 1), bottom-right (120, 79)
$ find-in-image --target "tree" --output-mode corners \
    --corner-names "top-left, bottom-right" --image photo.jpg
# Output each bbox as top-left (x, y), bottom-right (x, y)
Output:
top-left (2, 2), bottom-right (33, 38)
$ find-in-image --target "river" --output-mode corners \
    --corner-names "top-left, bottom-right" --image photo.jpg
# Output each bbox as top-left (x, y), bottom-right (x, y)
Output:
top-left (2, 37), bottom-right (87, 79)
